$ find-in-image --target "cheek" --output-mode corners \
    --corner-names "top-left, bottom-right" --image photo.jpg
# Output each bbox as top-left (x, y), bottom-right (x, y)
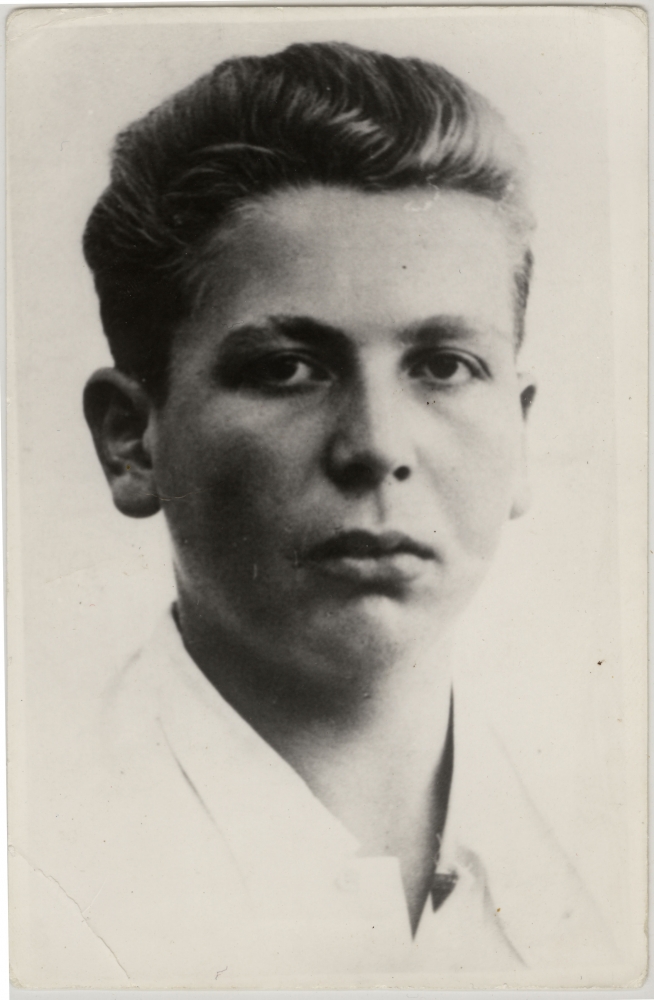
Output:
top-left (155, 404), bottom-right (322, 544)
top-left (438, 404), bottom-right (523, 552)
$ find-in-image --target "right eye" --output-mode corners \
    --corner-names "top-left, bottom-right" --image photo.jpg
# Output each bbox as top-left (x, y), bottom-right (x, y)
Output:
top-left (237, 352), bottom-right (331, 391)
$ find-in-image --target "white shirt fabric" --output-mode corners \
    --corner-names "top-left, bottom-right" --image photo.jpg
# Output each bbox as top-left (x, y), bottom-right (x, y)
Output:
top-left (10, 610), bottom-right (619, 989)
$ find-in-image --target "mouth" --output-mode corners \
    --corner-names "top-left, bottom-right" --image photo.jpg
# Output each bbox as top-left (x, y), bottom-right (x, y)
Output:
top-left (302, 530), bottom-right (436, 588)
top-left (308, 530), bottom-right (435, 562)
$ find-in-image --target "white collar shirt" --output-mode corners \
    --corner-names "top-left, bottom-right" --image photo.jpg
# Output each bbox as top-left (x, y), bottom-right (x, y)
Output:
top-left (16, 609), bottom-right (619, 990)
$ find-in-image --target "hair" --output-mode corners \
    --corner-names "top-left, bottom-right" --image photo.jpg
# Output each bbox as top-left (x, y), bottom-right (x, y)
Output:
top-left (83, 41), bottom-right (534, 401)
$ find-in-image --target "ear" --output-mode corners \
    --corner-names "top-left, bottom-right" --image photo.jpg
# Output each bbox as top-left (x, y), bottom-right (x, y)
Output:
top-left (509, 376), bottom-right (537, 521)
top-left (83, 368), bottom-right (161, 518)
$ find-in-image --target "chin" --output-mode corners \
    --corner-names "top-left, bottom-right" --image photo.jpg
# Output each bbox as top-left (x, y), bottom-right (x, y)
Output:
top-left (290, 592), bottom-right (453, 676)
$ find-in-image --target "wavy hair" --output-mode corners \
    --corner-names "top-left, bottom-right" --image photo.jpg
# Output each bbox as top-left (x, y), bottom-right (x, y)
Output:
top-left (84, 41), bottom-right (534, 399)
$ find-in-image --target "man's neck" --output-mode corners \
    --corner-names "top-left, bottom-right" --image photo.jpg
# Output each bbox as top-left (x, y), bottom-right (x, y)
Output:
top-left (270, 654), bottom-right (454, 934)
top-left (175, 602), bottom-right (455, 933)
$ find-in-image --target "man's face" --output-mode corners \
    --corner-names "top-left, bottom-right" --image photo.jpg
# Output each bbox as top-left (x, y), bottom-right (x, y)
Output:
top-left (149, 185), bottom-right (530, 678)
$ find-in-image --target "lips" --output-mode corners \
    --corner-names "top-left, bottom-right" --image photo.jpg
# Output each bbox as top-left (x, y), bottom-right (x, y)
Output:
top-left (302, 530), bottom-right (435, 589)
top-left (307, 530), bottom-right (435, 563)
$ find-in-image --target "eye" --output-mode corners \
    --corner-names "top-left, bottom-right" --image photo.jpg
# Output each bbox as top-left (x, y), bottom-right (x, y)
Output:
top-left (237, 352), bottom-right (331, 390)
top-left (408, 351), bottom-right (481, 387)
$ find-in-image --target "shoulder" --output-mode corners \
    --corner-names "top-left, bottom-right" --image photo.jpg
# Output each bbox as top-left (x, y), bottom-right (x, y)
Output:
top-left (448, 709), bottom-right (622, 981)
top-left (11, 620), bottom-right (251, 988)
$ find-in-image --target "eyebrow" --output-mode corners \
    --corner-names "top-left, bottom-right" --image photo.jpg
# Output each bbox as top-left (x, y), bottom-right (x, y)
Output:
top-left (218, 312), bottom-right (503, 363)
top-left (219, 316), bottom-right (355, 359)
top-left (399, 316), bottom-right (499, 346)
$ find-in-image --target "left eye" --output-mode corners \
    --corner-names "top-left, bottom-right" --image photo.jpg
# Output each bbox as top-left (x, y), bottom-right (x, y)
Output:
top-left (408, 352), bottom-right (478, 386)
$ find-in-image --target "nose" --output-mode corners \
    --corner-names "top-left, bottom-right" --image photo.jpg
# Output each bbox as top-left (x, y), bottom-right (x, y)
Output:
top-left (324, 367), bottom-right (415, 493)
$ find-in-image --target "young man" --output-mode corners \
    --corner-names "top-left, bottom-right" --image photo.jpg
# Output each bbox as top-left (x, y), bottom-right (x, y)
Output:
top-left (15, 42), bottom-right (615, 988)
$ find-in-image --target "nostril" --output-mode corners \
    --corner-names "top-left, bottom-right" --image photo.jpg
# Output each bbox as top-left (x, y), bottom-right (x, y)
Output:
top-left (328, 458), bottom-right (412, 491)
top-left (333, 460), bottom-right (381, 492)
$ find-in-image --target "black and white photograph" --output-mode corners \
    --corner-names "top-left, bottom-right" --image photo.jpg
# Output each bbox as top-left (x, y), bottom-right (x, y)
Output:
top-left (6, 5), bottom-right (648, 991)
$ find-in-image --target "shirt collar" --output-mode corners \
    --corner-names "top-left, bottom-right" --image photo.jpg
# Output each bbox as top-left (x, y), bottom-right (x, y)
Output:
top-left (119, 609), bottom-right (611, 968)
top-left (144, 610), bottom-right (361, 893)
top-left (132, 609), bottom-right (497, 884)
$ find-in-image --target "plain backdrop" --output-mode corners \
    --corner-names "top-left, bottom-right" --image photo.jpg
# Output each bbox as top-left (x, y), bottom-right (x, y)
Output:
top-left (6, 4), bottom-right (647, 980)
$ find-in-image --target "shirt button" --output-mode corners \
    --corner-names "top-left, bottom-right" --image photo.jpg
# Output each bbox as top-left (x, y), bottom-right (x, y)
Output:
top-left (335, 868), bottom-right (359, 892)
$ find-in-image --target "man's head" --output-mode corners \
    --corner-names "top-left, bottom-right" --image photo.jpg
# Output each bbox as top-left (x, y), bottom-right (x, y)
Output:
top-left (83, 41), bottom-right (533, 403)
top-left (84, 42), bottom-right (536, 679)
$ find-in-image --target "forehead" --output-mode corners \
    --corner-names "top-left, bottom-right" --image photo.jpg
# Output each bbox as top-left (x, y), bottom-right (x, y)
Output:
top-left (189, 185), bottom-right (517, 344)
